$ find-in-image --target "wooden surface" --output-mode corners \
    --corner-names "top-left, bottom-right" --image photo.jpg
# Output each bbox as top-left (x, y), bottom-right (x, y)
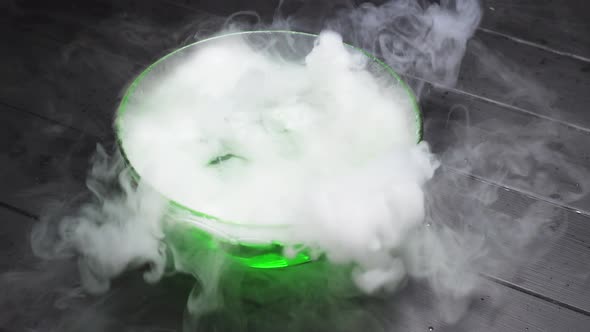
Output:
top-left (1, 0), bottom-right (590, 331)
top-left (481, 0), bottom-right (590, 59)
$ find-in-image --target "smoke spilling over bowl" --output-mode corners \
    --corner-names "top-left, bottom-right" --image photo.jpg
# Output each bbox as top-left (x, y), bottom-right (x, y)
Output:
top-left (115, 30), bottom-right (422, 269)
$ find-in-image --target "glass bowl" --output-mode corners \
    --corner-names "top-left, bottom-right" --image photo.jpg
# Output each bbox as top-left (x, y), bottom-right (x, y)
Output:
top-left (115, 30), bottom-right (422, 269)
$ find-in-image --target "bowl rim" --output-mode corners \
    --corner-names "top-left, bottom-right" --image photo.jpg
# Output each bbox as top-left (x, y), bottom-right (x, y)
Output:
top-left (115, 29), bottom-right (423, 231)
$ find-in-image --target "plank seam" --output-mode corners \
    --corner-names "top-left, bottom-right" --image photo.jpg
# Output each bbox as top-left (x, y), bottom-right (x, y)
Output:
top-left (445, 166), bottom-right (590, 218)
top-left (0, 201), bottom-right (38, 220)
top-left (478, 27), bottom-right (590, 63)
top-left (0, 101), bottom-right (102, 140)
top-left (482, 274), bottom-right (590, 317)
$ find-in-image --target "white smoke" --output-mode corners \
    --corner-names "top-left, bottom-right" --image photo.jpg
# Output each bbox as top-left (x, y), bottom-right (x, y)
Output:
top-left (113, 28), bottom-right (438, 296)
top-left (324, 0), bottom-right (482, 87)
top-left (31, 145), bottom-right (168, 294)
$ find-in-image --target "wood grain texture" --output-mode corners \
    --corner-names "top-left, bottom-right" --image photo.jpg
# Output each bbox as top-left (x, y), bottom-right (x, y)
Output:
top-left (2, 0), bottom-right (590, 330)
top-left (9, 0), bottom-right (590, 132)
top-left (424, 89), bottom-right (590, 213)
top-left (481, 0), bottom-right (590, 59)
top-left (458, 31), bottom-right (590, 130)
top-left (0, 104), bottom-right (97, 215)
top-left (1, 205), bottom-right (589, 331)
top-left (0, 32), bottom-right (135, 138)
top-left (1, 55), bottom-right (590, 322)
top-left (439, 172), bottom-right (590, 315)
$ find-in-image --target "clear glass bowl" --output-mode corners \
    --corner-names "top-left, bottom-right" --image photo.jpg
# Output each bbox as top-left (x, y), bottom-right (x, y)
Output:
top-left (115, 30), bottom-right (422, 269)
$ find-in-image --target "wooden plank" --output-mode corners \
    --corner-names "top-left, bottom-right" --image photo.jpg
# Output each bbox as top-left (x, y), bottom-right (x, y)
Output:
top-left (4, 0), bottom-right (223, 64)
top-left (458, 31), bottom-right (590, 130)
top-left (12, 0), bottom-right (590, 133)
top-left (1, 207), bottom-right (588, 331)
top-left (481, 0), bottom-right (590, 59)
top-left (0, 32), bottom-right (138, 138)
top-left (0, 104), bottom-right (98, 215)
top-left (423, 90), bottom-right (590, 311)
top-left (388, 277), bottom-right (590, 331)
top-left (430, 170), bottom-right (590, 315)
top-left (422, 87), bottom-right (590, 315)
top-left (423, 88), bottom-right (590, 213)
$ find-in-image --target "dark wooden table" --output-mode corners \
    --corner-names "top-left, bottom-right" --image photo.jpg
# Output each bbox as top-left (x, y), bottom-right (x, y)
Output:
top-left (1, 1), bottom-right (589, 331)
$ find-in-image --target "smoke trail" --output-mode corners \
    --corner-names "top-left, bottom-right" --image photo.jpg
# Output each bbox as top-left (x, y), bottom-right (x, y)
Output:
top-left (2, 0), bottom-right (585, 331)
top-left (273, 0), bottom-right (481, 98)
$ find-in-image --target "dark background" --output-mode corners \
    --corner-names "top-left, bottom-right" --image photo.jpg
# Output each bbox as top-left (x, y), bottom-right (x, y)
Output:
top-left (1, 0), bottom-right (590, 331)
